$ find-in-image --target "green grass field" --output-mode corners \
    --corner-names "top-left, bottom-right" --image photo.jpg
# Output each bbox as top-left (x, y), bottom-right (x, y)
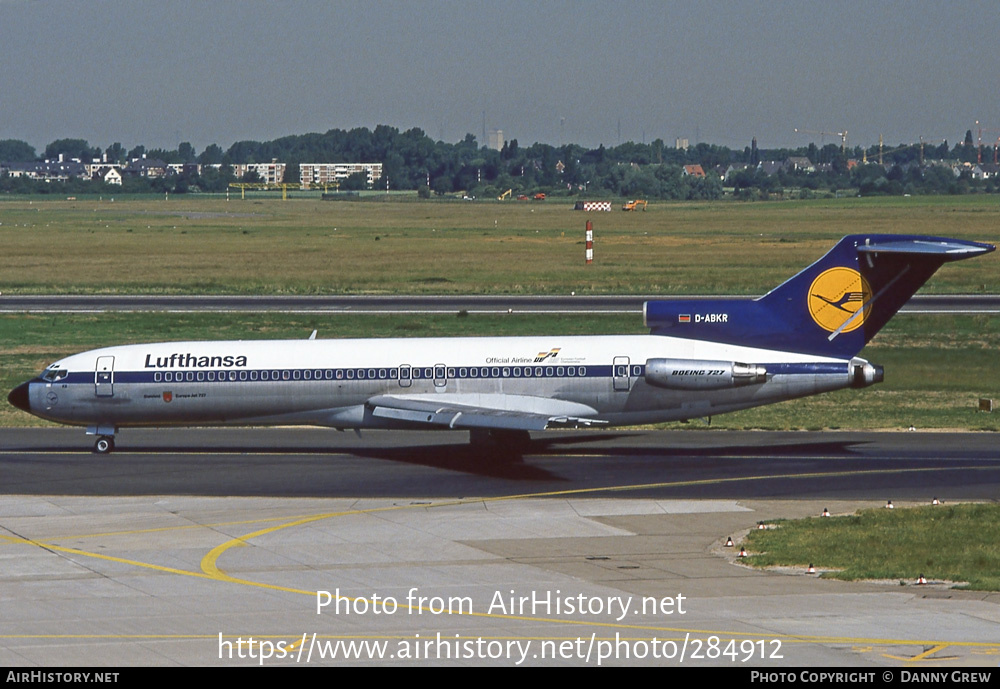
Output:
top-left (1, 194), bottom-right (997, 295)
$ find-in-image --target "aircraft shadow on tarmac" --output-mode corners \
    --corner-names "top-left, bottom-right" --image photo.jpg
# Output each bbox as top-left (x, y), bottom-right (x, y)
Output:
top-left (5, 433), bottom-right (870, 485)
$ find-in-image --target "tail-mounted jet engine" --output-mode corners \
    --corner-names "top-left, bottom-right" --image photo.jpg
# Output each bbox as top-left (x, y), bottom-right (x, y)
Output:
top-left (644, 358), bottom-right (767, 390)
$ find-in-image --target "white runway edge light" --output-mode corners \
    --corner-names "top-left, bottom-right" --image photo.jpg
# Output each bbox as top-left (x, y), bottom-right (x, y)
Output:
top-left (917, 574), bottom-right (927, 585)
top-left (822, 508), bottom-right (830, 517)
top-left (807, 564), bottom-right (816, 574)
top-left (725, 536), bottom-right (734, 547)
top-left (886, 500), bottom-right (894, 509)
top-left (738, 547), bottom-right (748, 558)
top-left (932, 497), bottom-right (940, 505)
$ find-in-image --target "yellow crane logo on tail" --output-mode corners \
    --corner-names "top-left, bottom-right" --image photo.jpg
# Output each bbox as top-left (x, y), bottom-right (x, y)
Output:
top-left (808, 267), bottom-right (872, 333)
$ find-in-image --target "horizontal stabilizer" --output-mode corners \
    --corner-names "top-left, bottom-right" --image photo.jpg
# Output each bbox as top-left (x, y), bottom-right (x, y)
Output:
top-left (856, 238), bottom-right (994, 259)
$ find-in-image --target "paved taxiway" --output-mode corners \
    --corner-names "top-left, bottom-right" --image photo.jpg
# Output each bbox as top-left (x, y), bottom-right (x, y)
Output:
top-left (2, 428), bottom-right (998, 666)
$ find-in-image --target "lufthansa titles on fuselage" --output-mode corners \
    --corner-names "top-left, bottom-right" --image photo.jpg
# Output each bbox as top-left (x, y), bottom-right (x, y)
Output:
top-left (144, 353), bottom-right (248, 369)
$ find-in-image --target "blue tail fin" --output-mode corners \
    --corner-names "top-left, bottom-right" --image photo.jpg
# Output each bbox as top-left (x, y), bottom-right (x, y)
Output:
top-left (644, 235), bottom-right (994, 357)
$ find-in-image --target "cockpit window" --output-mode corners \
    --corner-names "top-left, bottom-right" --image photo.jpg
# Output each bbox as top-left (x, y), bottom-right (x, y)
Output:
top-left (42, 369), bottom-right (68, 382)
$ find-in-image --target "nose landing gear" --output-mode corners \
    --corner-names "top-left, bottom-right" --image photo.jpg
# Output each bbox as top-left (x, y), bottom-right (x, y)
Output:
top-left (87, 425), bottom-right (118, 454)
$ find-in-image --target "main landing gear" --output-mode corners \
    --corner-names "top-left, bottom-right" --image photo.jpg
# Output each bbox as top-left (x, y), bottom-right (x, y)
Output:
top-left (94, 436), bottom-right (116, 454)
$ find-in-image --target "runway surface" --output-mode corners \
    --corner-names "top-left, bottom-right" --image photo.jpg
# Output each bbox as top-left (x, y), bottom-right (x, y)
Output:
top-left (2, 428), bottom-right (998, 667)
top-left (2, 294), bottom-right (998, 314)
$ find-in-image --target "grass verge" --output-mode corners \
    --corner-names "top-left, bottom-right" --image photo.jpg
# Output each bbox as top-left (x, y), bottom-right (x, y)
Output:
top-left (742, 503), bottom-right (1000, 591)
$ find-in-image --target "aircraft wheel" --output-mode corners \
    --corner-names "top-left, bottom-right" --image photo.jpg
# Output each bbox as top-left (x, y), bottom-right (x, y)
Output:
top-left (94, 436), bottom-right (115, 454)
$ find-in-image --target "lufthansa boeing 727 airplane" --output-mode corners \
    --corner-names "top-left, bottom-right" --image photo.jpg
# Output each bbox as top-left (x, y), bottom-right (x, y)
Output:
top-left (7, 234), bottom-right (994, 454)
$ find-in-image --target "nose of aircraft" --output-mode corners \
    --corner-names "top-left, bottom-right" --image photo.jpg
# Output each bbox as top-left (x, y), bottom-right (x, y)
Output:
top-left (7, 382), bottom-right (31, 412)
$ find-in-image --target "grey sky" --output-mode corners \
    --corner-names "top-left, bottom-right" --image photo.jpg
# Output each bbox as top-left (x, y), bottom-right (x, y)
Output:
top-left (2, 0), bottom-right (997, 155)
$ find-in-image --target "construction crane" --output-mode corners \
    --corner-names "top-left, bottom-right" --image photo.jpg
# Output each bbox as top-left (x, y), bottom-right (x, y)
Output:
top-left (974, 122), bottom-right (1000, 164)
top-left (794, 128), bottom-right (849, 152)
top-left (918, 136), bottom-right (948, 165)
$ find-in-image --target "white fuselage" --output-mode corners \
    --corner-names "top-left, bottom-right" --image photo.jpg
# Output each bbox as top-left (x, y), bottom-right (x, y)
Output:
top-left (23, 333), bottom-right (864, 433)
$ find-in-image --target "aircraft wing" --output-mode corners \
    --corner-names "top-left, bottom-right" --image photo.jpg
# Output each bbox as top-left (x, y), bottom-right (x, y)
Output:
top-left (365, 393), bottom-right (607, 431)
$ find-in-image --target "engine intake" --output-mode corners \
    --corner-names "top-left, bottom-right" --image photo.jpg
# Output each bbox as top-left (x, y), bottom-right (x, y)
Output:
top-left (644, 358), bottom-right (767, 390)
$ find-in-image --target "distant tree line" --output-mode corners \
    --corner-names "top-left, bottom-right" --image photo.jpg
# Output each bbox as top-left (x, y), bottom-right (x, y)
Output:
top-left (2, 126), bottom-right (998, 198)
